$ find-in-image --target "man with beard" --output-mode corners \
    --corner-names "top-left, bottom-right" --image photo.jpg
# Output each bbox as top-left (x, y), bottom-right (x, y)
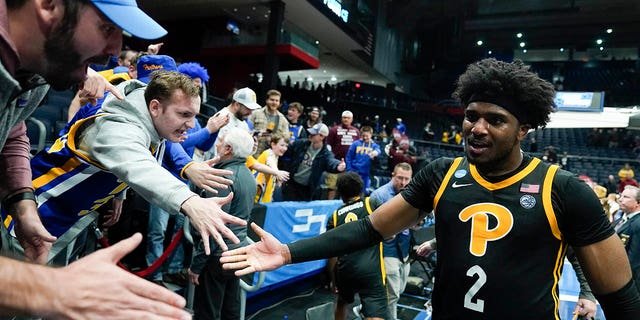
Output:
top-left (220, 58), bottom-right (640, 319)
top-left (249, 89), bottom-right (288, 157)
top-left (210, 87), bottom-right (262, 156)
top-left (0, 0), bottom-right (195, 319)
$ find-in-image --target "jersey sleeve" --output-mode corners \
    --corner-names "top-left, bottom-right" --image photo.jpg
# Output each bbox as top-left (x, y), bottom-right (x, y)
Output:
top-left (401, 157), bottom-right (453, 213)
top-left (553, 171), bottom-right (615, 247)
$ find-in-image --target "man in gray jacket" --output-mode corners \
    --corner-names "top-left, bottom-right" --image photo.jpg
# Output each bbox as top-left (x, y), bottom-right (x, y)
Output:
top-left (188, 127), bottom-right (257, 320)
top-left (28, 71), bottom-right (244, 256)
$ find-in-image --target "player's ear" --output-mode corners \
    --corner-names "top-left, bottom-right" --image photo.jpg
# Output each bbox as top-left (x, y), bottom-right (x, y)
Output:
top-left (517, 124), bottom-right (531, 141)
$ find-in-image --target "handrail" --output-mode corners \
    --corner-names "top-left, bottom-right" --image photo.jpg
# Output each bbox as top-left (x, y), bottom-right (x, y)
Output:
top-left (182, 218), bottom-right (265, 320)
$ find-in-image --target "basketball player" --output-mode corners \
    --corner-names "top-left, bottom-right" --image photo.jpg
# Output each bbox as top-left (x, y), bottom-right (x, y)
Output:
top-left (327, 172), bottom-right (386, 320)
top-left (220, 58), bottom-right (640, 319)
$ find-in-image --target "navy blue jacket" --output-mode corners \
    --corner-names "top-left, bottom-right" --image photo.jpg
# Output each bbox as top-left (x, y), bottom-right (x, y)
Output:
top-left (282, 139), bottom-right (341, 196)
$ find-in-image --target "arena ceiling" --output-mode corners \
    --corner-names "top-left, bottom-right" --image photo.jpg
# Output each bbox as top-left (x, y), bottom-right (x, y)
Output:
top-left (388, 0), bottom-right (640, 53)
top-left (137, 1), bottom-right (640, 87)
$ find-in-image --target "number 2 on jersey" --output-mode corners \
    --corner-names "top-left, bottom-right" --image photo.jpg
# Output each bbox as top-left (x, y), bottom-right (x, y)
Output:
top-left (464, 265), bottom-right (486, 312)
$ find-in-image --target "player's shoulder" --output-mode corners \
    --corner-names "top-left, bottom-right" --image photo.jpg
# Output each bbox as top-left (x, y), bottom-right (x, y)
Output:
top-left (426, 157), bottom-right (459, 172)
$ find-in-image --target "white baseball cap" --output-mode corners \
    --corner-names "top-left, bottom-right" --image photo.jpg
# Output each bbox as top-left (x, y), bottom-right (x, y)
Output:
top-left (307, 123), bottom-right (329, 136)
top-left (233, 87), bottom-right (261, 110)
top-left (342, 110), bottom-right (353, 118)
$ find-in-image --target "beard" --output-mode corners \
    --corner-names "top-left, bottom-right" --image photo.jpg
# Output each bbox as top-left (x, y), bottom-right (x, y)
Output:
top-left (43, 26), bottom-right (84, 90)
top-left (43, 26), bottom-right (109, 90)
top-left (235, 109), bottom-right (248, 120)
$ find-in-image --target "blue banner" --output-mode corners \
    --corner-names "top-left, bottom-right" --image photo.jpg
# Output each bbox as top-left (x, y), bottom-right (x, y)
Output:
top-left (249, 200), bottom-right (342, 295)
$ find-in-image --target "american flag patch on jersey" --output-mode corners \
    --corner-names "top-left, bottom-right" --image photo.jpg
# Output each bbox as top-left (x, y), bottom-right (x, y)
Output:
top-left (520, 183), bottom-right (540, 193)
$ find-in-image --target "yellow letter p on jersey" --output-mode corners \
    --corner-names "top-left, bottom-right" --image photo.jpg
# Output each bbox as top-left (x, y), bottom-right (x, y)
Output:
top-left (459, 203), bottom-right (514, 256)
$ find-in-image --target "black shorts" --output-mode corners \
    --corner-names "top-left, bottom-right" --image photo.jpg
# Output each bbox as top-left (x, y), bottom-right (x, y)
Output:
top-left (336, 270), bottom-right (388, 318)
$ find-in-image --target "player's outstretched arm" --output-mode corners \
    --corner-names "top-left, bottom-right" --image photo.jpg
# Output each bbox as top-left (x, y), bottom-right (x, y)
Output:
top-left (0, 233), bottom-right (191, 319)
top-left (220, 222), bottom-right (289, 276)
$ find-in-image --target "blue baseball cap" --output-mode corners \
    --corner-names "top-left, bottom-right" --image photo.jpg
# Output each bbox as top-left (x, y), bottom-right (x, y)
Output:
top-left (136, 55), bottom-right (178, 83)
top-left (90, 0), bottom-right (167, 40)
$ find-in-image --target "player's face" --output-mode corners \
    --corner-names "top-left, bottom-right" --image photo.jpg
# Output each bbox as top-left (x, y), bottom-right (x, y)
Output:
top-left (151, 90), bottom-right (199, 143)
top-left (271, 138), bottom-right (288, 156)
top-left (43, 4), bottom-right (122, 90)
top-left (462, 102), bottom-right (528, 175)
top-left (392, 168), bottom-right (412, 193)
top-left (619, 189), bottom-right (640, 214)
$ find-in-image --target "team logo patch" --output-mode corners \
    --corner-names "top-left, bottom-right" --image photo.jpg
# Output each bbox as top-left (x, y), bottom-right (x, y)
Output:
top-left (454, 169), bottom-right (467, 178)
top-left (519, 195), bottom-right (536, 209)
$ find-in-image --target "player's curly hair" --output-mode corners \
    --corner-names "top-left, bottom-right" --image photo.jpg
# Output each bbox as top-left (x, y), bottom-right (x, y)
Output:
top-left (337, 172), bottom-right (364, 201)
top-left (177, 62), bottom-right (210, 82)
top-left (452, 58), bottom-right (556, 129)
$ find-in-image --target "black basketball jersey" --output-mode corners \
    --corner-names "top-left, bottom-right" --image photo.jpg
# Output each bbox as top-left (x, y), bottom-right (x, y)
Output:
top-left (328, 197), bottom-right (385, 280)
top-left (431, 157), bottom-right (569, 319)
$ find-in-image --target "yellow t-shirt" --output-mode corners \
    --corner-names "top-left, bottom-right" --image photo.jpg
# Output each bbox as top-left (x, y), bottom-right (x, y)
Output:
top-left (254, 150), bottom-right (278, 203)
top-left (246, 155), bottom-right (257, 169)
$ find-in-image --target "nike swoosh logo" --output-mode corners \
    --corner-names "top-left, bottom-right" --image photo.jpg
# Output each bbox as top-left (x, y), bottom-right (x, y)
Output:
top-left (452, 181), bottom-right (473, 188)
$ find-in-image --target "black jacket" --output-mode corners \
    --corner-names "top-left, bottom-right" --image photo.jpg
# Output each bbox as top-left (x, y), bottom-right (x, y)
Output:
top-left (281, 139), bottom-right (341, 195)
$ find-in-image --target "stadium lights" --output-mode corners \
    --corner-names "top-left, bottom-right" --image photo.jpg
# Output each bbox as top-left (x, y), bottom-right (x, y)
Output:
top-left (516, 33), bottom-right (523, 38)
top-left (476, 40), bottom-right (483, 46)
top-left (599, 46), bottom-right (604, 51)
top-left (560, 48), bottom-right (565, 52)
top-left (488, 50), bottom-right (492, 55)
top-left (606, 28), bottom-right (613, 34)
top-left (596, 39), bottom-right (603, 45)
top-left (523, 49), bottom-right (527, 53)
top-left (519, 42), bottom-right (526, 47)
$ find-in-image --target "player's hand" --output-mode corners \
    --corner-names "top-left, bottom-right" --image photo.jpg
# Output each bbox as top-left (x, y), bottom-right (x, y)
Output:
top-left (11, 200), bottom-right (56, 264)
top-left (184, 158), bottom-right (233, 195)
top-left (181, 193), bottom-right (246, 254)
top-left (103, 198), bottom-right (124, 227)
top-left (50, 233), bottom-right (191, 320)
top-left (78, 68), bottom-right (124, 105)
top-left (206, 113), bottom-right (230, 134)
top-left (220, 222), bottom-right (288, 276)
top-left (573, 298), bottom-right (597, 319)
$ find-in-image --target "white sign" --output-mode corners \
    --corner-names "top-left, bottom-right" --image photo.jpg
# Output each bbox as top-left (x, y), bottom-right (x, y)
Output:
top-left (323, 0), bottom-right (349, 23)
